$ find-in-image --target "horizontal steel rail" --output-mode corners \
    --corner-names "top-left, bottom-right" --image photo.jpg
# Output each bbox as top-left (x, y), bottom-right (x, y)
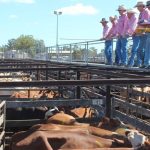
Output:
top-left (0, 67), bottom-right (76, 72)
top-left (113, 97), bottom-right (150, 118)
top-left (0, 79), bottom-right (150, 87)
top-left (6, 99), bottom-right (104, 108)
top-left (112, 85), bottom-right (150, 99)
top-left (113, 110), bottom-right (150, 133)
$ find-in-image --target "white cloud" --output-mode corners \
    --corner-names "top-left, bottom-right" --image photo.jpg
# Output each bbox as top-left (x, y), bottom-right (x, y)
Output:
top-left (136, 0), bottom-right (147, 2)
top-left (0, 0), bottom-right (10, 3)
top-left (56, 3), bottom-right (98, 15)
top-left (0, 0), bottom-right (35, 4)
top-left (9, 14), bottom-right (18, 19)
top-left (15, 0), bottom-right (35, 4)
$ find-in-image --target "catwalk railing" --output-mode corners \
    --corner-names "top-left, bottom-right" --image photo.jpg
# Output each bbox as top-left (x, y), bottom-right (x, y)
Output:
top-left (45, 37), bottom-right (133, 64)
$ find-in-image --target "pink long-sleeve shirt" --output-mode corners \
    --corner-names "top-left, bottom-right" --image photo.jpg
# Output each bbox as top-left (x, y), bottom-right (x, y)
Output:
top-left (103, 25), bottom-right (110, 38)
top-left (127, 14), bottom-right (138, 35)
top-left (138, 8), bottom-right (150, 23)
top-left (117, 14), bottom-right (128, 36)
top-left (107, 21), bottom-right (118, 38)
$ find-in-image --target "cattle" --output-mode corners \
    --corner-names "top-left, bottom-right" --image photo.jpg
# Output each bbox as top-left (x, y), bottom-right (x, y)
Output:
top-left (65, 107), bottom-right (99, 118)
top-left (10, 129), bottom-right (132, 150)
top-left (97, 117), bottom-right (133, 134)
top-left (45, 106), bottom-right (99, 119)
top-left (10, 112), bottom-right (150, 150)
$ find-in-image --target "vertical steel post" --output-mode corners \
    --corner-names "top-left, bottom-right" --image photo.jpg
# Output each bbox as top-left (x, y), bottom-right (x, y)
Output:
top-left (58, 70), bottom-right (62, 97)
top-left (76, 71), bottom-right (81, 99)
top-left (106, 85), bottom-right (111, 117)
top-left (70, 44), bottom-right (72, 63)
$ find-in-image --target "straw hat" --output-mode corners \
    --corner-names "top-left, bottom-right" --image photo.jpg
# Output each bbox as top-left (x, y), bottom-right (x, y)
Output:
top-left (134, 1), bottom-right (145, 7)
top-left (100, 18), bottom-right (108, 23)
top-left (127, 8), bottom-right (137, 14)
top-left (117, 5), bottom-right (126, 11)
top-left (109, 16), bottom-right (117, 21)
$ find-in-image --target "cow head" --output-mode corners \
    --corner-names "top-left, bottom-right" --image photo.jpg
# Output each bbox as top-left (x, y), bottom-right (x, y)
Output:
top-left (125, 130), bottom-right (148, 149)
top-left (98, 117), bottom-right (124, 130)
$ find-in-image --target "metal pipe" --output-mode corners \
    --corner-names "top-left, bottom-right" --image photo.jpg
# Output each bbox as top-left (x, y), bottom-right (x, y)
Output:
top-left (0, 78), bottom-right (149, 87)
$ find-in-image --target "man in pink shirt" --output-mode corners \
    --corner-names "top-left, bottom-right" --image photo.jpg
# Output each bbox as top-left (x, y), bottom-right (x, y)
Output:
top-left (107, 16), bottom-right (118, 38)
top-left (116, 5), bottom-right (128, 66)
top-left (106, 16), bottom-right (119, 65)
top-left (127, 9), bottom-right (140, 67)
top-left (143, 0), bottom-right (150, 68)
top-left (135, 1), bottom-right (150, 67)
top-left (100, 18), bottom-right (112, 65)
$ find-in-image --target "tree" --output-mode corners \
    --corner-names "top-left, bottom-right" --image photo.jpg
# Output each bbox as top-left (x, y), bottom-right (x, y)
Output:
top-left (6, 39), bottom-right (17, 50)
top-left (15, 35), bottom-right (35, 56)
top-left (1, 35), bottom-right (46, 58)
top-left (88, 47), bottom-right (97, 57)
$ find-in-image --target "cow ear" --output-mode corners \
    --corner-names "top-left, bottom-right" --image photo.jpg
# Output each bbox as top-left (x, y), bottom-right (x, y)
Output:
top-left (125, 130), bottom-right (130, 136)
top-left (145, 140), bottom-right (150, 146)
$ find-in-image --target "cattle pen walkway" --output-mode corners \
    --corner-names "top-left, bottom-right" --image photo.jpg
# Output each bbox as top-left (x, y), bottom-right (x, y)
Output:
top-left (0, 59), bottom-right (149, 150)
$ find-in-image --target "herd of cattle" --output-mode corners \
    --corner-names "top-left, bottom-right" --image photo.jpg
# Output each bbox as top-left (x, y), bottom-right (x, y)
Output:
top-left (0, 72), bottom-right (150, 150)
top-left (9, 110), bottom-right (150, 150)
top-left (6, 87), bottom-right (150, 150)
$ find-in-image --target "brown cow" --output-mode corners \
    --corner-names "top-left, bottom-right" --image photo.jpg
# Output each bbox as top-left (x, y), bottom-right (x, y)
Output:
top-left (66, 107), bottom-right (98, 118)
top-left (97, 117), bottom-right (132, 135)
top-left (35, 113), bottom-right (129, 141)
top-left (45, 106), bottom-right (99, 120)
top-left (11, 130), bottom-right (132, 150)
top-left (11, 112), bottom-right (150, 150)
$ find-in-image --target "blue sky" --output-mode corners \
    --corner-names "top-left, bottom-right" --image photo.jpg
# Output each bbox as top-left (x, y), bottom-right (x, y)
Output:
top-left (0, 0), bottom-right (144, 47)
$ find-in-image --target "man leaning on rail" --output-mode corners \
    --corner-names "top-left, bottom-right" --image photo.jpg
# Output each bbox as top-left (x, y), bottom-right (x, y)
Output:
top-left (143, 0), bottom-right (150, 69)
top-left (100, 18), bottom-right (113, 65)
top-left (115, 5), bottom-right (128, 66)
top-left (126, 9), bottom-right (140, 68)
top-left (106, 16), bottom-right (119, 65)
top-left (134, 1), bottom-right (150, 68)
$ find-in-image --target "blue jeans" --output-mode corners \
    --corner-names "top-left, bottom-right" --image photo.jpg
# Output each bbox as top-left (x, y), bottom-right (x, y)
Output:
top-left (116, 37), bottom-right (128, 65)
top-left (128, 36), bottom-right (140, 66)
top-left (137, 35), bottom-right (147, 66)
top-left (105, 40), bottom-right (113, 64)
top-left (144, 33), bottom-right (150, 66)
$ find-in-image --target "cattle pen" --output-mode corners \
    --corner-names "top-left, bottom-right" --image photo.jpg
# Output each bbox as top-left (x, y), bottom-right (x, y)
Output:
top-left (0, 59), bottom-right (149, 150)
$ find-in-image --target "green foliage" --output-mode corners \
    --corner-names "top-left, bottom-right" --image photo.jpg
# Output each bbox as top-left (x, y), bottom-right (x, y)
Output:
top-left (7, 39), bottom-right (17, 50)
top-left (72, 45), bottom-right (98, 60)
top-left (1, 35), bottom-right (46, 57)
top-left (15, 35), bottom-right (35, 50)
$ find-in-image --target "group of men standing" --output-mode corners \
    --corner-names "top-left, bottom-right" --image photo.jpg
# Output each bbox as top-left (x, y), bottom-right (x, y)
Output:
top-left (100, 1), bottom-right (150, 68)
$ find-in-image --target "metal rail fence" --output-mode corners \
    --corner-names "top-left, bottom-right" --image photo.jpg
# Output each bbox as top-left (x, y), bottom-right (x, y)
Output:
top-left (45, 38), bottom-right (132, 64)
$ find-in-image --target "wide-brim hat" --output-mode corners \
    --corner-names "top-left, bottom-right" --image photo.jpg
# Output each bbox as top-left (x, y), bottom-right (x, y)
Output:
top-left (127, 8), bottom-right (137, 14)
top-left (117, 5), bottom-right (126, 11)
top-left (134, 1), bottom-right (145, 7)
top-left (146, 1), bottom-right (150, 6)
top-left (100, 18), bottom-right (108, 23)
top-left (109, 16), bottom-right (117, 21)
